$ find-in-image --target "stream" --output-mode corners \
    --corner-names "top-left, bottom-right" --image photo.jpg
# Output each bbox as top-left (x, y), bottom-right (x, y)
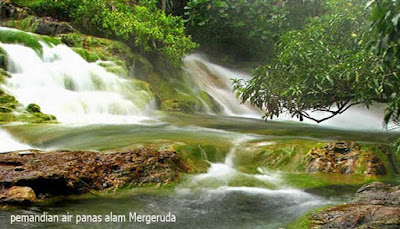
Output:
top-left (1, 114), bottom-right (399, 228)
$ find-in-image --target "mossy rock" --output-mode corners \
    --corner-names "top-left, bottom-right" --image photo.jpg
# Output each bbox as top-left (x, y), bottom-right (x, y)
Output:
top-left (72, 47), bottom-right (100, 62)
top-left (97, 61), bottom-right (129, 77)
top-left (0, 47), bottom-right (8, 70)
top-left (3, 16), bottom-right (39, 33)
top-left (146, 72), bottom-right (211, 113)
top-left (59, 33), bottom-right (136, 75)
top-left (0, 87), bottom-right (56, 123)
top-left (26, 103), bottom-right (41, 113)
top-left (0, 27), bottom-right (61, 56)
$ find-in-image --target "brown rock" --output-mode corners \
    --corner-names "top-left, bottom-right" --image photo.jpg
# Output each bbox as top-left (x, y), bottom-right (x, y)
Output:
top-left (310, 182), bottom-right (400, 228)
top-left (305, 142), bottom-right (386, 176)
top-left (0, 149), bottom-right (188, 200)
top-left (0, 186), bottom-right (36, 204)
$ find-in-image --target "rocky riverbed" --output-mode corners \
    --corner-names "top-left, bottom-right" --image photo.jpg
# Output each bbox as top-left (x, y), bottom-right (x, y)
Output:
top-left (0, 149), bottom-right (187, 204)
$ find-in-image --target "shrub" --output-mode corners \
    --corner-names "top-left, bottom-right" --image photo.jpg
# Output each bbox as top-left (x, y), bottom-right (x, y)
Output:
top-left (73, 0), bottom-right (197, 66)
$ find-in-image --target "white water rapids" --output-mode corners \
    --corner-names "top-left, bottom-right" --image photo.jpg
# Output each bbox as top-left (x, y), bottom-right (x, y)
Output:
top-left (0, 28), bottom-right (154, 124)
top-left (178, 135), bottom-right (326, 216)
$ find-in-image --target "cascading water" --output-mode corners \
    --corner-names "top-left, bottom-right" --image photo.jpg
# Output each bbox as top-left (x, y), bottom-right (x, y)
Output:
top-left (184, 54), bottom-right (389, 130)
top-left (0, 27), bottom-right (154, 124)
top-left (0, 129), bottom-right (32, 153)
top-left (183, 54), bottom-right (261, 118)
top-left (178, 135), bottom-right (327, 227)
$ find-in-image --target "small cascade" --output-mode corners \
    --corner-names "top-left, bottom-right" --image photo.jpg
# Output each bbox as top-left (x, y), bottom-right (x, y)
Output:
top-left (0, 27), bottom-right (154, 124)
top-left (183, 54), bottom-right (261, 118)
top-left (0, 129), bottom-right (32, 153)
top-left (190, 136), bottom-right (321, 202)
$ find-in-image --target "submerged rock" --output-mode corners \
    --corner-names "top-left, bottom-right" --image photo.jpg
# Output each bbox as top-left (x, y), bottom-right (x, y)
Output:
top-left (309, 182), bottom-right (400, 228)
top-left (305, 141), bottom-right (386, 175)
top-left (0, 149), bottom-right (188, 203)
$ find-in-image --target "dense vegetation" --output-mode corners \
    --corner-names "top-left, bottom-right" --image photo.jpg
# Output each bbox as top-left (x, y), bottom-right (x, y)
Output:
top-left (11, 0), bottom-right (197, 66)
top-left (7, 0), bottom-right (400, 125)
top-left (184, 0), bottom-right (322, 64)
top-left (234, 0), bottom-right (400, 126)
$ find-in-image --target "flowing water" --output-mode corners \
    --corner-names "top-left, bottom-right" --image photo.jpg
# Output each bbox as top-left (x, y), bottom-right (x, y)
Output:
top-left (0, 29), bottom-right (154, 124)
top-left (0, 27), bottom-right (399, 228)
top-left (184, 54), bottom-right (389, 131)
top-left (184, 54), bottom-right (261, 118)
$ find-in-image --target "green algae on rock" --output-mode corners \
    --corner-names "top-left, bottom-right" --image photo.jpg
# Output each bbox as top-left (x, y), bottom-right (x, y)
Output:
top-left (0, 27), bottom-right (60, 56)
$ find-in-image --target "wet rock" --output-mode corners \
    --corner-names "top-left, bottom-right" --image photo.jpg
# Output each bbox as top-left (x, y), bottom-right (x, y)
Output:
top-left (0, 1), bottom-right (31, 21)
top-left (353, 181), bottom-right (390, 205)
top-left (0, 186), bottom-right (36, 204)
top-left (35, 17), bottom-right (75, 36)
top-left (0, 149), bottom-right (188, 201)
top-left (309, 182), bottom-right (400, 228)
top-left (305, 141), bottom-right (386, 175)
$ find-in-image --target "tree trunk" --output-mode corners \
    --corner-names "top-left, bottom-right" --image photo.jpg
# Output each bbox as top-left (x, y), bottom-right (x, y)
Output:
top-left (161, 0), bottom-right (166, 12)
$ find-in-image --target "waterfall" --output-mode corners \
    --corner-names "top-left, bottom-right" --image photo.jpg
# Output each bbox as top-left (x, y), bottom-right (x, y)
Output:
top-left (0, 28), bottom-right (154, 124)
top-left (183, 54), bottom-right (389, 130)
top-left (183, 54), bottom-right (261, 118)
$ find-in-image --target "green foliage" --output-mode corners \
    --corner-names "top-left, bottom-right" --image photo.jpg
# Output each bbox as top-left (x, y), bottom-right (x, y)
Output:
top-left (368, 0), bottom-right (400, 125)
top-left (184, 0), bottom-right (322, 63)
top-left (73, 0), bottom-right (197, 66)
top-left (369, 0), bottom-right (400, 64)
top-left (32, 0), bottom-right (80, 21)
top-left (233, 0), bottom-right (394, 123)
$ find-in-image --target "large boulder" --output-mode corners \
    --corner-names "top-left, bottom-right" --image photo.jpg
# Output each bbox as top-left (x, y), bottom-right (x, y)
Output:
top-left (0, 149), bottom-right (188, 200)
top-left (309, 182), bottom-right (400, 228)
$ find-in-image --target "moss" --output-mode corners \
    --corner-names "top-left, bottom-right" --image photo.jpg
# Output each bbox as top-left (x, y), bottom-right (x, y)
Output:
top-left (133, 55), bottom-right (154, 79)
top-left (72, 48), bottom-right (100, 62)
top-left (174, 144), bottom-right (230, 173)
top-left (26, 103), bottom-right (41, 113)
top-left (97, 61), bottom-right (128, 77)
top-left (63, 76), bottom-right (75, 91)
top-left (59, 33), bottom-right (135, 72)
top-left (147, 72), bottom-right (207, 113)
top-left (90, 73), bottom-right (105, 90)
top-left (0, 86), bottom-right (56, 123)
top-left (0, 27), bottom-right (60, 56)
top-left (0, 47), bottom-right (8, 70)
top-left (235, 139), bottom-right (322, 174)
top-left (286, 206), bottom-right (333, 229)
top-left (175, 146), bottom-right (210, 173)
top-left (9, 0), bottom-right (44, 8)
top-left (3, 16), bottom-right (39, 33)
